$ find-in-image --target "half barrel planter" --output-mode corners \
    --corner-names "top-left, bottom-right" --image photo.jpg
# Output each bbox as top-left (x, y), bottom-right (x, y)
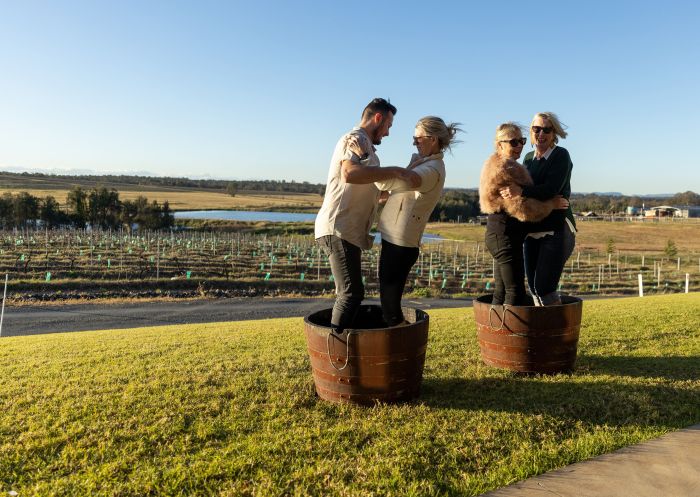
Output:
top-left (304, 305), bottom-right (429, 405)
top-left (473, 295), bottom-right (583, 374)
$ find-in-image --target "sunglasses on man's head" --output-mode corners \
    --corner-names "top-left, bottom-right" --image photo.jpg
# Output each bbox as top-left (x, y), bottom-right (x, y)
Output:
top-left (532, 126), bottom-right (553, 135)
top-left (500, 137), bottom-right (526, 147)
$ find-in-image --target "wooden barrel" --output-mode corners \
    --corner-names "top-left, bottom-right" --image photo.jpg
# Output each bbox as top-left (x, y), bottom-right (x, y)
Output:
top-left (473, 295), bottom-right (583, 374)
top-left (304, 305), bottom-right (429, 405)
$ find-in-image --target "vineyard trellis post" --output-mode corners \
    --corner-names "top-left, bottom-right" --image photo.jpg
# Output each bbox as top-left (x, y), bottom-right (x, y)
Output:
top-left (0, 274), bottom-right (7, 337)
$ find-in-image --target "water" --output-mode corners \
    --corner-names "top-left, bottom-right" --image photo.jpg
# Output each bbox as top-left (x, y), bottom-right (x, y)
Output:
top-left (174, 210), bottom-right (316, 222)
top-left (174, 210), bottom-right (443, 242)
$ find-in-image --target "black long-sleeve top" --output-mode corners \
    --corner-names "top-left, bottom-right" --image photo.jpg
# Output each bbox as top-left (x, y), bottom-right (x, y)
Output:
top-left (521, 146), bottom-right (576, 232)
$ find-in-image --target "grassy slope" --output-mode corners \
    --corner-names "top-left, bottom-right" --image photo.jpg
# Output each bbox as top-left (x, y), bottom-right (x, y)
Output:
top-left (0, 294), bottom-right (698, 496)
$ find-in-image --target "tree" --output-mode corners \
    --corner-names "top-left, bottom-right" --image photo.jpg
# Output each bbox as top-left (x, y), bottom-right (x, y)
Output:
top-left (606, 238), bottom-right (616, 255)
top-left (120, 199), bottom-right (138, 231)
top-left (669, 191), bottom-right (700, 206)
top-left (39, 195), bottom-right (64, 227)
top-left (12, 192), bottom-right (39, 227)
top-left (67, 186), bottom-right (88, 227)
top-left (0, 193), bottom-right (14, 228)
top-left (664, 239), bottom-right (678, 258)
top-left (88, 187), bottom-right (121, 229)
top-left (161, 200), bottom-right (174, 229)
top-left (226, 182), bottom-right (237, 197)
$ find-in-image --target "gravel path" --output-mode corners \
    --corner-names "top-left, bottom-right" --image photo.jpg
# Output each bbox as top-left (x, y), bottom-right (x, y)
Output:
top-left (0, 297), bottom-right (474, 337)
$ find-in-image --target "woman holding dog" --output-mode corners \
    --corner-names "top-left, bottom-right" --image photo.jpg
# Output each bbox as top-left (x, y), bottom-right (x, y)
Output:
top-left (480, 122), bottom-right (568, 305)
top-left (499, 113), bottom-right (575, 306)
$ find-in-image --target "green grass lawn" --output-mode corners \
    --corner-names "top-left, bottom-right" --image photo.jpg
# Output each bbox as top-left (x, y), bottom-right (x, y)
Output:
top-left (1, 294), bottom-right (698, 496)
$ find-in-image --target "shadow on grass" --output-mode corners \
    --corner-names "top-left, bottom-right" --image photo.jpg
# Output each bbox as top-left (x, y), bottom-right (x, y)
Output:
top-left (420, 372), bottom-right (700, 427)
top-left (576, 354), bottom-right (700, 381)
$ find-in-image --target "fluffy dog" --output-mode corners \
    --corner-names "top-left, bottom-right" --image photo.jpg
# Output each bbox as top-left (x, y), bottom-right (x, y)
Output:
top-left (479, 153), bottom-right (559, 222)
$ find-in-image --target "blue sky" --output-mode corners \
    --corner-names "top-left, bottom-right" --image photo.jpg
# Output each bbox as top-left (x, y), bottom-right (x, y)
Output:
top-left (1, 0), bottom-right (698, 195)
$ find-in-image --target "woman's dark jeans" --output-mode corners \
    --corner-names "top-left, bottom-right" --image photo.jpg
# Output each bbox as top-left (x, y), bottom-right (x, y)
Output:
top-left (317, 235), bottom-right (364, 332)
top-left (524, 229), bottom-right (576, 305)
top-left (485, 231), bottom-right (527, 305)
top-left (379, 239), bottom-right (420, 326)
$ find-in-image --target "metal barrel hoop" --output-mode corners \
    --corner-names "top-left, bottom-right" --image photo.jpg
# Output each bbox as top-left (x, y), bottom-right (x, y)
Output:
top-left (326, 330), bottom-right (353, 371)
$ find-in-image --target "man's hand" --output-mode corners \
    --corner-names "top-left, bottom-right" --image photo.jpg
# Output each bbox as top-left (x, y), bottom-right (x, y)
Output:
top-left (499, 184), bottom-right (523, 199)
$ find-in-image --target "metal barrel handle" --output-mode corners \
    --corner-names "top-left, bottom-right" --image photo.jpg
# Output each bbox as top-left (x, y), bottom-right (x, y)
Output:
top-left (488, 304), bottom-right (531, 337)
top-left (326, 330), bottom-right (353, 372)
top-left (488, 305), bottom-right (507, 331)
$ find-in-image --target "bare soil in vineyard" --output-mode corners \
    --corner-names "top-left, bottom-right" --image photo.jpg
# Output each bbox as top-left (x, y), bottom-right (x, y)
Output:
top-left (1, 221), bottom-right (698, 306)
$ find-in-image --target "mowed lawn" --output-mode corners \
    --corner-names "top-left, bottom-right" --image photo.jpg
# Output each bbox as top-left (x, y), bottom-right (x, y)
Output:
top-left (1, 294), bottom-right (698, 496)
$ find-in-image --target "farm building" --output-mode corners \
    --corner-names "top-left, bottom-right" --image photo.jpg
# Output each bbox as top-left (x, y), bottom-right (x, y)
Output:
top-left (643, 205), bottom-right (700, 218)
top-left (679, 206), bottom-right (700, 218)
top-left (644, 205), bottom-right (680, 217)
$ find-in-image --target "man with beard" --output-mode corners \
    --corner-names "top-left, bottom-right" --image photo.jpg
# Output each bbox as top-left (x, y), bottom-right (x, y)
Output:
top-left (315, 98), bottom-right (420, 333)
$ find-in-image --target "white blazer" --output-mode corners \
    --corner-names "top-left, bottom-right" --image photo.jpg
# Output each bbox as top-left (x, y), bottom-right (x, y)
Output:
top-left (375, 153), bottom-right (445, 248)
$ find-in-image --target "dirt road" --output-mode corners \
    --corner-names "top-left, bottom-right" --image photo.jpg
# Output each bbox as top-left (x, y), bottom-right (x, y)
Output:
top-left (0, 297), bottom-right (474, 337)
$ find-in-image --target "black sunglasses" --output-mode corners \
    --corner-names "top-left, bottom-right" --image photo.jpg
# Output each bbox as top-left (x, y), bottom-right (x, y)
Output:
top-left (532, 126), bottom-right (553, 135)
top-left (500, 137), bottom-right (526, 147)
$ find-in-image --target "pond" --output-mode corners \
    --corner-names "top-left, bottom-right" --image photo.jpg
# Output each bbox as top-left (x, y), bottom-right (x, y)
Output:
top-left (175, 210), bottom-right (316, 222)
top-left (174, 210), bottom-right (443, 242)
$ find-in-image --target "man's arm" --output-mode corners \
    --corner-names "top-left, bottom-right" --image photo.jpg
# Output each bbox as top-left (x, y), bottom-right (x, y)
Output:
top-left (375, 163), bottom-right (443, 192)
top-left (341, 160), bottom-right (420, 188)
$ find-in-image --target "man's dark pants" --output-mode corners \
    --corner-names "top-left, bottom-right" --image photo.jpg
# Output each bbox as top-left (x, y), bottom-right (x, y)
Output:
top-left (317, 235), bottom-right (364, 331)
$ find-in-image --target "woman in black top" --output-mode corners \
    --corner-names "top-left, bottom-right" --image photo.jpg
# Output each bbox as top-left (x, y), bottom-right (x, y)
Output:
top-left (500, 112), bottom-right (576, 305)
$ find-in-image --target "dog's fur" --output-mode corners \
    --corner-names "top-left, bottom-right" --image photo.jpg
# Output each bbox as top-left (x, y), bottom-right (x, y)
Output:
top-left (479, 153), bottom-right (556, 222)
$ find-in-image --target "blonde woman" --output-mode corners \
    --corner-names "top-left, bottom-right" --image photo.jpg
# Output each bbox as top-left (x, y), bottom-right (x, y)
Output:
top-left (374, 116), bottom-right (461, 326)
top-left (499, 112), bottom-right (575, 305)
top-left (480, 122), bottom-right (568, 305)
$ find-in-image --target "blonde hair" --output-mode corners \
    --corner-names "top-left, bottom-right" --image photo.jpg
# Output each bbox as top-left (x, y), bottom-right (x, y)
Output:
top-left (494, 122), bottom-right (525, 151)
top-left (531, 112), bottom-right (568, 144)
top-left (416, 116), bottom-right (463, 153)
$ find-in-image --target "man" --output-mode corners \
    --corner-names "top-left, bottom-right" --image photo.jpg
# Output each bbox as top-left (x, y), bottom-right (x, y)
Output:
top-left (315, 98), bottom-right (420, 332)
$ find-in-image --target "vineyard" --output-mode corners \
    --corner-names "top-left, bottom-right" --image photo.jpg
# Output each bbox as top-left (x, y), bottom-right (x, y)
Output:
top-left (1, 226), bottom-right (698, 302)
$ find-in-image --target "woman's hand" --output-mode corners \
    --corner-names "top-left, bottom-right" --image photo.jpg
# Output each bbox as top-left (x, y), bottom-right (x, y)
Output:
top-left (553, 195), bottom-right (569, 209)
top-left (499, 184), bottom-right (522, 199)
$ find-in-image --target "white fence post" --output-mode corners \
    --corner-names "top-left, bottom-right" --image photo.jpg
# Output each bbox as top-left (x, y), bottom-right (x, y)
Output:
top-left (638, 273), bottom-right (644, 297)
top-left (0, 274), bottom-right (8, 337)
